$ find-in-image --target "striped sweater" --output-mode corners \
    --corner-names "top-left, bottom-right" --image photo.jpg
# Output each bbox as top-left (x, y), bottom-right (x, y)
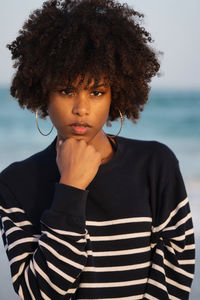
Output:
top-left (0, 135), bottom-right (195, 299)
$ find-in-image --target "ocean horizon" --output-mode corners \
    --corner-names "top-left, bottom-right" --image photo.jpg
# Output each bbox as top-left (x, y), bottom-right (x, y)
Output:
top-left (0, 87), bottom-right (199, 299)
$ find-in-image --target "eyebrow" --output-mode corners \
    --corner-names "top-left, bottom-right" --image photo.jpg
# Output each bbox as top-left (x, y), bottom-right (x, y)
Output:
top-left (88, 83), bottom-right (109, 89)
top-left (57, 83), bottom-right (108, 90)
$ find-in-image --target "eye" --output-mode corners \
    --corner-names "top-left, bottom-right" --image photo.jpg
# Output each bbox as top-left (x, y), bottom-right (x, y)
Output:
top-left (57, 89), bottom-right (75, 96)
top-left (91, 91), bottom-right (105, 97)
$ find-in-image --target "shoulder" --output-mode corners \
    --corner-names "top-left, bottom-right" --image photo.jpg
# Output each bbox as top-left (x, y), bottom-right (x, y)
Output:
top-left (0, 149), bottom-right (45, 185)
top-left (118, 135), bottom-right (178, 165)
top-left (0, 138), bottom-right (58, 229)
top-left (0, 137), bottom-right (57, 192)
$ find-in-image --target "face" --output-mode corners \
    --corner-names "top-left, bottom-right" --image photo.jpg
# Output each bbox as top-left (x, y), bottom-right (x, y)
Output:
top-left (48, 74), bottom-right (112, 148)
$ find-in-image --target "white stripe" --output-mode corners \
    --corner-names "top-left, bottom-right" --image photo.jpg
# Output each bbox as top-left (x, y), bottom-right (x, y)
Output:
top-left (86, 217), bottom-right (152, 226)
top-left (171, 228), bottom-right (194, 241)
top-left (144, 293), bottom-right (159, 300)
top-left (164, 259), bottom-right (194, 279)
top-left (90, 231), bottom-right (151, 241)
top-left (148, 278), bottom-right (168, 292)
top-left (178, 259), bottom-right (195, 265)
top-left (152, 197), bottom-right (188, 233)
top-left (170, 241), bottom-right (195, 253)
top-left (40, 283), bottom-right (77, 298)
top-left (47, 261), bottom-right (74, 283)
top-left (88, 246), bottom-right (151, 257)
top-left (18, 285), bottom-right (25, 300)
top-left (9, 252), bottom-right (32, 266)
top-left (84, 261), bottom-right (151, 272)
top-left (169, 294), bottom-right (181, 300)
top-left (67, 288), bottom-right (77, 294)
top-left (30, 259), bottom-right (36, 276)
top-left (33, 258), bottom-right (66, 295)
top-left (163, 212), bottom-right (192, 232)
top-left (42, 230), bottom-right (87, 257)
top-left (24, 265), bottom-right (36, 300)
top-left (79, 278), bottom-right (148, 288)
top-left (41, 291), bottom-right (51, 300)
top-left (156, 248), bottom-right (194, 279)
top-left (0, 229), bottom-right (7, 246)
top-left (151, 294), bottom-right (181, 300)
top-left (39, 240), bottom-right (85, 270)
top-left (165, 244), bottom-right (176, 255)
top-left (77, 238), bottom-right (87, 243)
top-left (5, 226), bottom-right (22, 237)
top-left (41, 221), bottom-right (86, 237)
top-left (12, 262), bottom-right (26, 283)
top-left (166, 277), bottom-right (191, 292)
top-left (8, 237), bottom-right (38, 251)
top-left (1, 215), bottom-right (32, 227)
top-left (185, 228), bottom-right (194, 236)
top-left (152, 263), bottom-right (165, 276)
top-left (150, 243), bottom-right (156, 249)
top-left (0, 205), bottom-right (25, 214)
top-left (78, 295), bottom-right (144, 300)
top-left (156, 248), bottom-right (164, 258)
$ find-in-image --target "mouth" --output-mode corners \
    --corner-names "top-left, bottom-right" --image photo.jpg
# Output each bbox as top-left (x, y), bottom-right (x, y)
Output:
top-left (70, 123), bottom-right (91, 135)
top-left (70, 123), bottom-right (91, 127)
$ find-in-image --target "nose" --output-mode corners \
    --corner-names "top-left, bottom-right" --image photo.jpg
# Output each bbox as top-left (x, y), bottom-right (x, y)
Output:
top-left (72, 94), bottom-right (90, 116)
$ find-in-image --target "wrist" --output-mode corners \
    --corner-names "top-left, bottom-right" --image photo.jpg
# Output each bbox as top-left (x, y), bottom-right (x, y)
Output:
top-left (59, 177), bottom-right (86, 190)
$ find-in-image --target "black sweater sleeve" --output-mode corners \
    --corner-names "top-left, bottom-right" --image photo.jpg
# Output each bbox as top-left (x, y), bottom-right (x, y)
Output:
top-left (0, 181), bottom-right (89, 300)
top-left (144, 147), bottom-right (195, 299)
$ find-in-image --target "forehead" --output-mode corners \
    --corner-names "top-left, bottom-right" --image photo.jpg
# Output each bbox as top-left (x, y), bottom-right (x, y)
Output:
top-left (62, 73), bottom-right (109, 89)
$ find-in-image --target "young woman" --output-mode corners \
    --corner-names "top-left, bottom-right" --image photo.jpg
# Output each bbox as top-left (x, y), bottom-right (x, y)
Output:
top-left (0, 0), bottom-right (195, 299)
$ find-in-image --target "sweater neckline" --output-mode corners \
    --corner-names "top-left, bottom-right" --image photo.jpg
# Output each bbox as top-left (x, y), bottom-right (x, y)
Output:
top-left (97, 134), bottom-right (121, 172)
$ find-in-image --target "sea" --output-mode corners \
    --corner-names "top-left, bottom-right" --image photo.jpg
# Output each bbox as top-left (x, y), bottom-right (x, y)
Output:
top-left (0, 87), bottom-right (199, 299)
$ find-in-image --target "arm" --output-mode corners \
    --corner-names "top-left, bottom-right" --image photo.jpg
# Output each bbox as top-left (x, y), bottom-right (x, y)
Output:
top-left (144, 156), bottom-right (195, 299)
top-left (0, 181), bottom-right (89, 300)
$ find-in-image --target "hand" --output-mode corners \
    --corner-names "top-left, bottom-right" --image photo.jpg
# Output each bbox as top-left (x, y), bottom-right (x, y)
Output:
top-left (56, 137), bottom-right (102, 190)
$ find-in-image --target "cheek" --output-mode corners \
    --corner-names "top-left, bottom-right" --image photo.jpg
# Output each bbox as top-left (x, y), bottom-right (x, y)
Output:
top-left (98, 100), bottom-right (111, 124)
top-left (48, 98), bottom-right (67, 126)
top-left (48, 102), bottom-right (58, 124)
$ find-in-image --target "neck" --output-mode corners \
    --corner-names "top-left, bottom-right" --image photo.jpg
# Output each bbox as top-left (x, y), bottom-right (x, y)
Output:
top-left (88, 131), bottom-right (116, 164)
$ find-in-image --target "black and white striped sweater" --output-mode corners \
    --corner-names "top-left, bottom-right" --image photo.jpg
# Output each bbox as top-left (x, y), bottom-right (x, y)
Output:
top-left (0, 135), bottom-right (195, 299)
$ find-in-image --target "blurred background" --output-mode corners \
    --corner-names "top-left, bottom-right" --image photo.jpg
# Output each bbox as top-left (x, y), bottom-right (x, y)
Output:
top-left (0, 0), bottom-right (199, 299)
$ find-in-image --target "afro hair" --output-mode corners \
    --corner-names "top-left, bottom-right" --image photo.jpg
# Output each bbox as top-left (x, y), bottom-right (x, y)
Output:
top-left (7, 0), bottom-right (161, 123)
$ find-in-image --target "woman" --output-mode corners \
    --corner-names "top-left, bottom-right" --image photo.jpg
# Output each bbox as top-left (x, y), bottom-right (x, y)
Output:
top-left (0, 0), bottom-right (195, 299)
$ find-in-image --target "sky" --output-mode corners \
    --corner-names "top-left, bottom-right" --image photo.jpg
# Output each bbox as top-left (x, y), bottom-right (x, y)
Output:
top-left (0, 0), bottom-right (199, 89)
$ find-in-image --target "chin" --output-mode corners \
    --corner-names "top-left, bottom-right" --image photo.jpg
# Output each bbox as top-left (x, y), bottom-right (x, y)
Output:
top-left (67, 134), bottom-right (89, 140)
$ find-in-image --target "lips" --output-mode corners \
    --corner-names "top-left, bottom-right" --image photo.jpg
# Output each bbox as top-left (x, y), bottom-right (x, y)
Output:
top-left (70, 123), bottom-right (91, 135)
top-left (70, 123), bottom-right (91, 127)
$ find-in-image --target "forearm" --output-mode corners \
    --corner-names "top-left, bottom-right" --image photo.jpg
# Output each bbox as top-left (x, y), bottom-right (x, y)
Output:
top-left (0, 181), bottom-right (89, 299)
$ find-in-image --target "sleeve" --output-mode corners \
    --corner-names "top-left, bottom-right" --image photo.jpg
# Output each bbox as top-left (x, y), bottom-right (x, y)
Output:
top-left (0, 180), bottom-right (90, 300)
top-left (144, 150), bottom-right (195, 299)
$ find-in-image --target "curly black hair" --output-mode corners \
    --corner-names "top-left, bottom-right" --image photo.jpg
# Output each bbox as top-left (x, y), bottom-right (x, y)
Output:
top-left (7, 0), bottom-right (161, 123)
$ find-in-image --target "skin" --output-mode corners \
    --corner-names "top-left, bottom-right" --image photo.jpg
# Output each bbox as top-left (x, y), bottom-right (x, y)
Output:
top-left (47, 74), bottom-right (116, 189)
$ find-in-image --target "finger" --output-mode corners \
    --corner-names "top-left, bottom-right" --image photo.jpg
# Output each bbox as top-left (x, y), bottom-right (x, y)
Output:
top-left (56, 139), bottom-right (63, 152)
top-left (58, 140), bottom-right (63, 146)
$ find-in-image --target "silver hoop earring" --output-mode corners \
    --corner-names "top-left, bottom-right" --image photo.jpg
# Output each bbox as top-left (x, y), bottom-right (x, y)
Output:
top-left (106, 108), bottom-right (124, 138)
top-left (35, 110), bottom-right (54, 136)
